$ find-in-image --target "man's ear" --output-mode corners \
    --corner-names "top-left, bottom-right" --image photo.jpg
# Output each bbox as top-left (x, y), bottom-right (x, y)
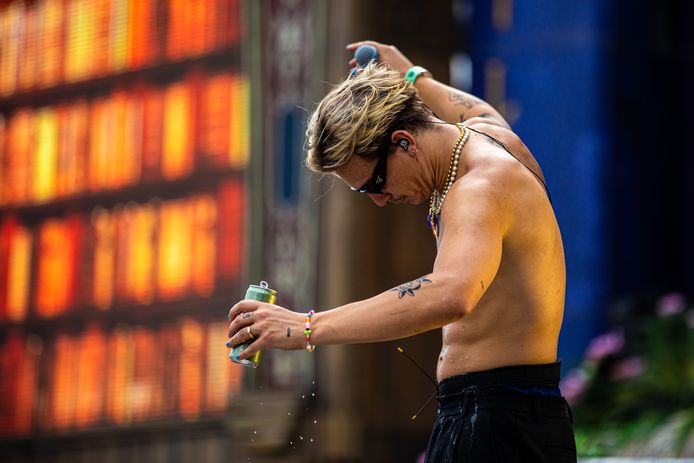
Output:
top-left (391, 129), bottom-right (416, 154)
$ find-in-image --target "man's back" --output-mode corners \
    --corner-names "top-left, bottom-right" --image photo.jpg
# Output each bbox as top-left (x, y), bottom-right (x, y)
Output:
top-left (436, 120), bottom-right (566, 381)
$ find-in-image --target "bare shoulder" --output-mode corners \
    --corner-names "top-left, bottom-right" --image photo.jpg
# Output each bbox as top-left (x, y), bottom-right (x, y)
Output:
top-left (464, 117), bottom-right (525, 148)
top-left (440, 167), bottom-right (513, 239)
top-left (441, 145), bottom-right (548, 244)
top-left (463, 118), bottom-right (549, 195)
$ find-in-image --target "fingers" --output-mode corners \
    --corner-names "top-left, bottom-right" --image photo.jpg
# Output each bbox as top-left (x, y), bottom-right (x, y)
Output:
top-left (226, 310), bottom-right (256, 339)
top-left (236, 337), bottom-right (262, 361)
top-left (347, 41), bottom-right (381, 72)
top-left (226, 300), bottom-right (263, 341)
top-left (226, 322), bottom-right (258, 348)
top-left (227, 299), bottom-right (261, 322)
top-left (346, 41), bottom-right (411, 76)
top-left (346, 40), bottom-right (383, 51)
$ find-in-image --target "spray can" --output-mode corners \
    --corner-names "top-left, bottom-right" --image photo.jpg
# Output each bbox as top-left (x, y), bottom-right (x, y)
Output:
top-left (229, 281), bottom-right (277, 368)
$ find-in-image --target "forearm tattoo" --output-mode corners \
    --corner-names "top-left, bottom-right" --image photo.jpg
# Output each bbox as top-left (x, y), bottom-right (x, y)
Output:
top-left (448, 91), bottom-right (482, 109)
top-left (391, 278), bottom-right (432, 299)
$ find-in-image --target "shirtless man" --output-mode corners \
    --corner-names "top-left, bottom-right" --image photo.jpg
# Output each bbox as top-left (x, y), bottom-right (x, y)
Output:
top-left (226, 41), bottom-right (576, 462)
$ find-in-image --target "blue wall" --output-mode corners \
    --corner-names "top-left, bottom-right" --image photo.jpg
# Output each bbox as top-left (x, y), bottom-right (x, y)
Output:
top-left (467, 0), bottom-right (614, 370)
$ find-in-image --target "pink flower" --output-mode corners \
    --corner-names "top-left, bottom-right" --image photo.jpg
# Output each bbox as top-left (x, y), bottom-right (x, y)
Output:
top-left (610, 356), bottom-right (645, 382)
top-left (585, 329), bottom-right (624, 363)
top-left (656, 292), bottom-right (686, 317)
top-left (561, 369), bottom-right (590, 406)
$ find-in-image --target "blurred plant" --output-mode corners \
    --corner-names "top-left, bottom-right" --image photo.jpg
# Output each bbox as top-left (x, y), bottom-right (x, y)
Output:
top-left (563, 292), bottom-right (694, 456)
top-left (609, 356), bottom-right (645, 382)
top-left (657, 292), bottom-right (686, 317)
top-left (585, 329), bottom-right (625, 363)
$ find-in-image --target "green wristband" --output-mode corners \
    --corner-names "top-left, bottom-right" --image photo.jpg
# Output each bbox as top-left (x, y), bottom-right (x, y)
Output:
top-left (404, 65), bottom-right (431, 85)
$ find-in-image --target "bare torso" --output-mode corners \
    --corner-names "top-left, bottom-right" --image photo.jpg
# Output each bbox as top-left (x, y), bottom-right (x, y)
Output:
top-left (435, 121), bottom-right (566, 382)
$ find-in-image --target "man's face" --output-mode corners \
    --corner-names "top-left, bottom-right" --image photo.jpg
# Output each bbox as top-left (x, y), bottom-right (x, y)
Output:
top-left (349, 151), bottom-right (388, 194)
top-left (335, 149), bottom-right (425, 207)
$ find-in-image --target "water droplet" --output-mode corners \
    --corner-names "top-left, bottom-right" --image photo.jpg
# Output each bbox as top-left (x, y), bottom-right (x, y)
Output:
top-left (311, 392), bottom-right (315, 397)
top-left (310, 438), bottom-right (314, 443)
top-left (290, 441), bottom-right (293, 445)
top-left (253, 430), bottom-right (257, 434)
top-left (288, 411), bottom-right (291, 416)
top-left (299, 436), bottom-right (304, 440)
top-left (301, 395), bottom-right (305, 399)
top-left (312, 380), bottom-right (315, 384)
top-left (313, 419), bottom-right (317, 424)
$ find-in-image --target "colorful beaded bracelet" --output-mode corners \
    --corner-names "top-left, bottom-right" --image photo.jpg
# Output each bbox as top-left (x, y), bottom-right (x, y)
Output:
top-left (304, 309), bottom-right (316, 352)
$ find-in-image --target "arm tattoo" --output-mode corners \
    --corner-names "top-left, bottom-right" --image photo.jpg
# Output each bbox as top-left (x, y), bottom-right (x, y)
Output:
top-left (448, 91), bottom-right (482, 109)
top-left (242, 312), bottom-right (253, 319)
top-left (391, 278), bottom-right (432, 299)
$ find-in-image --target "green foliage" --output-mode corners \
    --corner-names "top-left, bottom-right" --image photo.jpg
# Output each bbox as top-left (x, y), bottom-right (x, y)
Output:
top-left (568, 296), bottom-right (694, 456)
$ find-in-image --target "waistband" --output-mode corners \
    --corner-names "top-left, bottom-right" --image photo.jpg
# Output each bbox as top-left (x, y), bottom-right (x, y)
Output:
top-left (437, 361), bottom-right (561, 397)
top-left (435, 362), bottom-right (570, 420)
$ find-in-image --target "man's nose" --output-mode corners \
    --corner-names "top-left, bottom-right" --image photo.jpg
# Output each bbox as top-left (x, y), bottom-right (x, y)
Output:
top-left (367, 193), bottom-right (390, 207)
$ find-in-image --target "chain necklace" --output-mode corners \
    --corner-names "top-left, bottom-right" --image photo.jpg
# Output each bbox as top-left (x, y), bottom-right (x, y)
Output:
top-left (427, 123), bottom-right (469, 240)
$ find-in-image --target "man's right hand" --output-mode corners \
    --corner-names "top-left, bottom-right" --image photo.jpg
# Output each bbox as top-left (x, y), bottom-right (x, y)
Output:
top-left (346, 40), bottom-right (510, 128)
top-left (346, 40), bottom-right (414, 76)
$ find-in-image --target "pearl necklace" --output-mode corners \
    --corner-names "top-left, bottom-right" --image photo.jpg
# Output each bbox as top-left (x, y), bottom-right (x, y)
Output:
top-left (427, 123), bottom-right (469, 239)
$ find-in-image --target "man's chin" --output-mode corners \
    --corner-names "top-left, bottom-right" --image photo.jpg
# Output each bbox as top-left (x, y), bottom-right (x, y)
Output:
top-left (391, 197), bottom-right (425, 206)
top-left (388, 198), bottom-right (424, 206)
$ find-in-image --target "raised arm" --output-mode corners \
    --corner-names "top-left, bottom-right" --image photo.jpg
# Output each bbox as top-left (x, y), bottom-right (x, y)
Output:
top-left (225, 179), bottom-right (507, 357)
top-left (346, 40), bottom-right (510, 129)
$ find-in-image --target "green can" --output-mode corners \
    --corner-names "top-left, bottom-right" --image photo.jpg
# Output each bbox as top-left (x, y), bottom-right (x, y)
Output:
top-left (229, 281), bottom-right (277, 368)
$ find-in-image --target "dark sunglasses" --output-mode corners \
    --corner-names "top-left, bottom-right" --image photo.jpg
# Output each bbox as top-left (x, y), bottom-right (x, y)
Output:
top-left (350, 151), bottom-right (388, 194)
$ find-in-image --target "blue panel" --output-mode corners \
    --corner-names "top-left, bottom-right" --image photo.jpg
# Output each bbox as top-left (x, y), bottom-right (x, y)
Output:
top-left (274, 108), bottom-right (303, 205)
top-left (469, 0), bottom-right (612, 371)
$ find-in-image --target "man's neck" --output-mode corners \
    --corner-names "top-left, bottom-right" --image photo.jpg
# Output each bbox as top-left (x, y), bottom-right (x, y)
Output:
top-left (427, 123), bottom-right (468, 194)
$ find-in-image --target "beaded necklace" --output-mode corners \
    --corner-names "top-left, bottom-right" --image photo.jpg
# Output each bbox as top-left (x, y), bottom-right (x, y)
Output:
top-left (426, 123), bottom-right (470, 240)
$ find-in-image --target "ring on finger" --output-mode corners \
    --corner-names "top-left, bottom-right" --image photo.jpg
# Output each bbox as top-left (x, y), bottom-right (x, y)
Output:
top-left (247, 326), bottom-right (255, 339)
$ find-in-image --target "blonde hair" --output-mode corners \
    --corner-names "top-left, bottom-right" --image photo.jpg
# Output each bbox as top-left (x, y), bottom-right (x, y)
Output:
top-left (305, 62), bottom-right (432, 173)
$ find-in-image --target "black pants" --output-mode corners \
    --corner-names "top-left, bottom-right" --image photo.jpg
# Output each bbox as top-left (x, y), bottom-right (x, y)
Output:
top-left (425, 362), bottom-right (576, 463)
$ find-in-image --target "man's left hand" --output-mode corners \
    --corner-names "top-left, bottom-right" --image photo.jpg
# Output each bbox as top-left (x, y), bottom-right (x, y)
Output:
top-left (226, 300), bottom-right (306, 360)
